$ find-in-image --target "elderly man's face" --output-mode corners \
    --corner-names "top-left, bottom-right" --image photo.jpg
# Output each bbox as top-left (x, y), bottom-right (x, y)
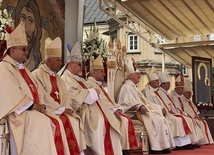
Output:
top-left (149, 79), bottom-right (159, 89)
top-left (183, 91), bottom-right (192, 100)
top-left (161, 82), bottom-right (170, 91)
top-left (92, 69), bottom-right (105, 82)
top-left (68, 61), bottom-right (83, 76)
top-left (129, 72), bottom-right (141, 84)
top-left (20, 7), bottom-right (36, 47)
top-left (175, 87), bottom-right (184, 95)
top-left (47, 57), bottom-right (62, 72)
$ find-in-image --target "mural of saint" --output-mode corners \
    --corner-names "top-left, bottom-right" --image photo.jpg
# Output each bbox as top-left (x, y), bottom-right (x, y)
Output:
top-left (15, 0), bottom-right (42, 71)
top-left (1, 0), bottom-right (64, 70)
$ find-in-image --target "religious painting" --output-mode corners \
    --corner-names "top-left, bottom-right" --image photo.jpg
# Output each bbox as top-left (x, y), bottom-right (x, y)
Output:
top-left (192, 56), bottom-right (214, 116)
top-left (1, 0), bottom-right (65, 71)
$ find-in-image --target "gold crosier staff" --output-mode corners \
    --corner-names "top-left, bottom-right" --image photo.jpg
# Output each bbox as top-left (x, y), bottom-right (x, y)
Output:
top-left (136, 92), bottom-right (166, 124)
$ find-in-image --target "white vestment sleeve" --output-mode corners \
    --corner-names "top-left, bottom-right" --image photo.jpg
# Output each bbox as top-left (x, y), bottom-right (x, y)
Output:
top-left (111, 106), bottom-right (124, 113)
top-left (84, 88), bottom-right (99, 105)
top-left (15, 101), bottom-right (34, 115)
top-left (54, 107), bottom-right (65, 115)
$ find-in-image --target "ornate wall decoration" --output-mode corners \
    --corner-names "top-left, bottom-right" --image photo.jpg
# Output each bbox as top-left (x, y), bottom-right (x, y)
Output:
top-left (1, 0), bottom-right (65, 71)
top-left (192, 56), bottom-right (214, 116)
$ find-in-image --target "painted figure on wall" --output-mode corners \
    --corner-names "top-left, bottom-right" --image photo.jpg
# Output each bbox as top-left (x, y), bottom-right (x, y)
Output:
top-left (15, 0), bottom-right (42, 71)
top-left (197, 62), bottom-right (211, 104)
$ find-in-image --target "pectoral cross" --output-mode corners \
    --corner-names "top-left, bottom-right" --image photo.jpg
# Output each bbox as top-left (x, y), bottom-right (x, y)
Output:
top-left (55, 91), bottom-right (59, 99)
top-left (29, 84), bottom-right (35, 91)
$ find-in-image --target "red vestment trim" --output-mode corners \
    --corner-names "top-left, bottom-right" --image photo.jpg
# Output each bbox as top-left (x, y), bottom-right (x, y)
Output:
top-left (98, 85), bottom-right (138, 148)
top-left (177, 97), bottom-right (196, 126)
top-left (59, 113), bottom-right (81, 154)
top-left (49, 75), bottom-right (80, 154)
top-left (154, 91), bottom-right (170, 112)
top-left (19, 69), bottom-right (65, 154)
top-left (19, 69), bottom-right (39, 104)
top-left (95, 101), bottom-right (115, 155)
top-left (173, 114), bottom-right (192, 135)
top-left (76, 80), bottom-right (115, 154)
top-left (178, 97), bottom-right (184, 111)
top-left (166, 95), bottom-right (177, 110)
top-left (45, 115), bottom-right (65, 155)
top-left (202, 120), bottom-right (210, 144)
top-left (188, 101), bottom-right (210, 144)
top-left (50, 75), bottom-right (61, 103)
top-left (155, 92), bottom-right (192, 134)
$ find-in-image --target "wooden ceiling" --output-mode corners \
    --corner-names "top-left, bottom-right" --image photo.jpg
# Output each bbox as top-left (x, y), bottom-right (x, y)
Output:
top-left (117, 0), bottom-right (214, 68)
top-left (117, 0), bottom-right (214, 40)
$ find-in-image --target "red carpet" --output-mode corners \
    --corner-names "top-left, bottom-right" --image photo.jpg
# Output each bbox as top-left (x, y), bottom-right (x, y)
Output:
top-left (130, 144), bottom-right (214, 155)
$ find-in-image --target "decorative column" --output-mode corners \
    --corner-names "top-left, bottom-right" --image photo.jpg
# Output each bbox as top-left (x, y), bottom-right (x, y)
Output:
top-left (106, 40), bottom-right (126, 101)
top-left (106, 48), bottom-right (116, 98)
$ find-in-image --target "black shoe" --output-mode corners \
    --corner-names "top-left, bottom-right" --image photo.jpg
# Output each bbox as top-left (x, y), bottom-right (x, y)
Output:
top-left (175, 146), bottom-right (183, 150)
top-left (122, 150), bottom-right (131, 155)
top-left (175, 144), bottom-right (194, 150)
top-left (162, 149), bottom-right (171, 154)
top-left (192, 144), bottom-right (201, 148)
top-left (184, 144), bottom-right (195, 150)
top-left (149, 150), bottom-right (162, 154)
top-left (150, 150), bottom-right (162, 154)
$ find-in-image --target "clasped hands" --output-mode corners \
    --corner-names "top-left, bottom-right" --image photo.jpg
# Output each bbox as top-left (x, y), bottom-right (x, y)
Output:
top-left (139, 105), bottom-right (148, 114)
top-left (32, 104), bottom-right (73, 117)
top-left (64, 108), bottom-right (74, 116)
top-left (32, 104), bottom-right (46, 113)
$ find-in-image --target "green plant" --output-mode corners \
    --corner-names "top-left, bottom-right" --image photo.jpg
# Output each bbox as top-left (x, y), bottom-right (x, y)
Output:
top-left (82, 22), bottom-right (108, 59)
top-left (0, 1), bottom-right (14, 40)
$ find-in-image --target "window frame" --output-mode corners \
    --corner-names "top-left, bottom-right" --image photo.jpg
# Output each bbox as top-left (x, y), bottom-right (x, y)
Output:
top-left (194, 35), bottom-right (201, 41)
top-left (127, 34), bottom-right (139, 52)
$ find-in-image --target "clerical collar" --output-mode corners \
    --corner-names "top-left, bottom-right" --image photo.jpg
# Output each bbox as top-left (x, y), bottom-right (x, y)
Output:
top-left (127, 79), bottom-right (138, 87)
top-left (88, 76), bottom-right (102, 85)
top-left (15, 61), bottom-right (24, 69)
top-left (44, 64), bottom-right (56, 76)
top-left (95, 80), bottom-right (102, 85)
top-left (160, 87), bottom-right (167, 94)
top-left (175, 91), bottom-right (182, 98)
top-left (149, 84), bottom-right (158, 92)
top-left (72, 72), bottom-right (82, 81)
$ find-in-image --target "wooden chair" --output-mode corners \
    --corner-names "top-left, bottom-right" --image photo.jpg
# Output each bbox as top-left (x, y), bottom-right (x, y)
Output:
top-left (0, 118), bottom-right (9, 155)
top-left (132, 119), bottom-right (149, 154)
top-left (106, 40), bottom-right (149, 154)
